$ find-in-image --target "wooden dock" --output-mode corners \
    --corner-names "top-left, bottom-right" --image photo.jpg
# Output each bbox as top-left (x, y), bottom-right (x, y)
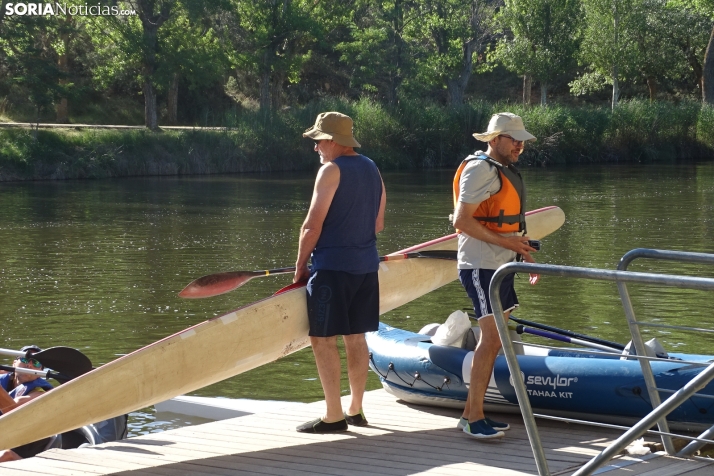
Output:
top-left (1, 389), bottom-right (712, 475)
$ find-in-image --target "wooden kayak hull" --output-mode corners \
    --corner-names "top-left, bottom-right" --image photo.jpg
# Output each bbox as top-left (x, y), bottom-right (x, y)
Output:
top-left (0, 206), bottom-right (564, 450)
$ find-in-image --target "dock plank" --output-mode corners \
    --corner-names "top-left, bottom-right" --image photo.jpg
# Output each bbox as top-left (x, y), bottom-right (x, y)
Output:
top-left (1, 389), bottom-right (711, 475)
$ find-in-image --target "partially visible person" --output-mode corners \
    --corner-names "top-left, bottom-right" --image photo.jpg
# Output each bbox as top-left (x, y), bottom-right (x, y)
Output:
top-left (294, 111), bottom-right (386, 433)
top-left (0, 345), bottom-right (55, 462)
top-left (452, 112), bottom-right (539, 440)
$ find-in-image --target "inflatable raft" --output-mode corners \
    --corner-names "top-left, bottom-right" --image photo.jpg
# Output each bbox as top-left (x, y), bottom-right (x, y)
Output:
top-left (367, 322), bottom-right (714, 432)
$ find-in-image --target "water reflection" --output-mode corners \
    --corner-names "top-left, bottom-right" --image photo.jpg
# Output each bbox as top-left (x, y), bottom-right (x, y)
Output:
top-left (0, 162), bottom-right (713, 432)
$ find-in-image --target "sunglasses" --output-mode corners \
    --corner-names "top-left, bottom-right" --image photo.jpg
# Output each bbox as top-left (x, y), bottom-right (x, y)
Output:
top-left (18, 357), bottom-right (42, 368)
top-left (499, 135), bottom-right (524, 145)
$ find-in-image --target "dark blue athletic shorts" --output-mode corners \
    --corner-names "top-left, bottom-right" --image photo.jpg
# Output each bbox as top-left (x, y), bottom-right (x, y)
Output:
top-left (459, 269), bottom-right (518, 320)
top-left (306, 269), bottom-right (379, 337)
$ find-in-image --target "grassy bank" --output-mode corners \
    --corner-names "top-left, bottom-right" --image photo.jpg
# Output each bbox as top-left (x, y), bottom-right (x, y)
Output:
top-left (1, 99), bottom-right (712, 181)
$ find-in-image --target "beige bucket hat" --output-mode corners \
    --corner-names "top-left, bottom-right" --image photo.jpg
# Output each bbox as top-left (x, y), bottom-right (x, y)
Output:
top-left (303, 112), bottom-right (361, 148)
top-left (473, 112), bottom-right (536, 142)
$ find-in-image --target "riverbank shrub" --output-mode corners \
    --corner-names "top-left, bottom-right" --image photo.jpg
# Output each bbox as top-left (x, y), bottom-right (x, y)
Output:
top-left (0, 98), bottom-right (712, 181)
top-left (698, 105), bottom-right (714, 149)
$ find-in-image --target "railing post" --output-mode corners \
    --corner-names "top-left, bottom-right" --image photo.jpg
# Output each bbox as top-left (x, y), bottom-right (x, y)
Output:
top-left (490, 267), bottom-right (550, 476)
top-left (616, 281), bottom-right (675, 454)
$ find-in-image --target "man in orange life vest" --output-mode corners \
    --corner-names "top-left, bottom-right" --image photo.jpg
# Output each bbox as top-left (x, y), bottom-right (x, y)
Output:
top-left (452, 112), bottom-right (540, 439)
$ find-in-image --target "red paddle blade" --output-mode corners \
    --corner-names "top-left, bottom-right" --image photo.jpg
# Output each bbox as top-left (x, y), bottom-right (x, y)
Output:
top-left (178, 272), bottom-right (256, 299)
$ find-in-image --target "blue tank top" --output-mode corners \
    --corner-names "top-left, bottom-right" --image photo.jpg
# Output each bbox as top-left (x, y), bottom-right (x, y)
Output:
top-left (311, 154), bottom-right (382, 274)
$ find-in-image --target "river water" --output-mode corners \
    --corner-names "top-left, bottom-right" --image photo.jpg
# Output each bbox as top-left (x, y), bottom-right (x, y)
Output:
top-left (1, 162), bottom-right (713, 435)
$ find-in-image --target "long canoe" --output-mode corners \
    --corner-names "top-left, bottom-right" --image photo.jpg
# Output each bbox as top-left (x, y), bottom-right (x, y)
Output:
top-left (0, 206), bottom-right (564, 450)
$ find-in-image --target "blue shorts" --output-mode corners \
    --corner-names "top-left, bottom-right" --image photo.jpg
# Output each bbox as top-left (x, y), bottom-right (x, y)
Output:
top-left (459, 269), bottom-right (518, 320)
top-left (306, 270), bottom-right (379, 337)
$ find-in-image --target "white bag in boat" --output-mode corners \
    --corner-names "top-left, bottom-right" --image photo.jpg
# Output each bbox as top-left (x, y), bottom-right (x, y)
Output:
top-left (431, 310), bottom-right (471, 347)
top-left (620, 338), bottom-right (669, 360)
top-left (417, 323), bottom-right (441, 337)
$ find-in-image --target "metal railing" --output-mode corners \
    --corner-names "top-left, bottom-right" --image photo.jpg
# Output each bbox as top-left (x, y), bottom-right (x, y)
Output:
top-left (616, 249), bottom-right (714, 460)
top-left (489, 258), bottom-right (714, 476)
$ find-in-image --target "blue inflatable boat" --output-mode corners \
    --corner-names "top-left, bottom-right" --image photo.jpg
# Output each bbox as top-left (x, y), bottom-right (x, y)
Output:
top-left (367, 323), bottom-right (714, 432)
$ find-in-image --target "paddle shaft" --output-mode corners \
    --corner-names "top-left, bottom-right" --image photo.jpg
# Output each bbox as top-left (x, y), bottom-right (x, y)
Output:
top-left (0, 364), bottom-right (66, 381)
top-left (179, 250), bottom-right (457, 298)
top-left (0, 348), bottom-right (27, 358)
top-left (516, 325), bottom-right (621, 353)
top-left (508, 316), bottom-right (626, 351)
top-left (210, 251), bottom-right (456, 279)
top-left (229, 250), bottom-right (457, 276)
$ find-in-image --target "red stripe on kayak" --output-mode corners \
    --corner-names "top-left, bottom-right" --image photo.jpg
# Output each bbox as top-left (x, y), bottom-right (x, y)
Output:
top-left (273, 281), bottom-right (307, 296)
top-left (395, 206), bottom-right (558, 254)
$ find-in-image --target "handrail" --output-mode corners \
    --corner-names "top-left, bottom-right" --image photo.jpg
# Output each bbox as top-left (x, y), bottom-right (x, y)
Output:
top-left (617, 248), bottom-right (714, 457)
top-left (489, 261), bottom-right (714, 476)
top-left (573, 361), bottom-right (714, 476)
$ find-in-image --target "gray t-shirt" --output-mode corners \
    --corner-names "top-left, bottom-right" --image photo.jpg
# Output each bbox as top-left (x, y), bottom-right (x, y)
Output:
top-left (456, 154), bottom-right (518, 270)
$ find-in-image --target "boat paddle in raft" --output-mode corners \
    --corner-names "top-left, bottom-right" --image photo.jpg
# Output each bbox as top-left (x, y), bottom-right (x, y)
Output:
top-left (0, 206), bottom-right (564, 450)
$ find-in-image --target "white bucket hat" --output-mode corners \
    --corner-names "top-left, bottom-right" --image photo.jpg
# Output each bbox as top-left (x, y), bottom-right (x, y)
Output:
top-left (473, 112), bottom-right (536, 142)
top-left (303, 112), bottom-right (361, 148)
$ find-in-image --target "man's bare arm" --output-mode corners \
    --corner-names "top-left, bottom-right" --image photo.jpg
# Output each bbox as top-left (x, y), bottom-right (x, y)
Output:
top-left (375, 179), bottom-right (386, 234)
top-left (294, 163), bottom-right (340, 282)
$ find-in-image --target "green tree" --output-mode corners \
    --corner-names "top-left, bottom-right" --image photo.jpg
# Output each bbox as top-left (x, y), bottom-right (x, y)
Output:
top-left (226, 0), bottom-right (317, 112)
top-left (407, 0), bottom-right (498, 105)
top-left (338, 0), bottom-right (418, 104)
top-left (573, 0), bottom-right (643, 109)
top-left (134, 0), bottom-right (173, 130)
top-left (692, 0), bottom-right (714, 103)
top-left (156, 7), bottom-right (229, 124)
top-left (0, 9), bottom-right (68, 128)
top-left (633, 1), bottom-right (710, 101)
top-left (494, 0), bottom-right (582, 106)
top-left (89, 0), bottom-right (225, 128)
top-left (663, 4), bottom-right (712, 100)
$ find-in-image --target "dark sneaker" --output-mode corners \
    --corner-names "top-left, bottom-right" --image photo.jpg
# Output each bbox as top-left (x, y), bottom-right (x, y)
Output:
top-left (296, 418), bottom-right (348, 433)
top-left (485, 417), bottom-right (510, 431)
top-left (457, 417), bottom-right (468, 430)
top-left (344, 410), bottom-right (368, 427)
top-left (463, 419), bottom-right (505, 439)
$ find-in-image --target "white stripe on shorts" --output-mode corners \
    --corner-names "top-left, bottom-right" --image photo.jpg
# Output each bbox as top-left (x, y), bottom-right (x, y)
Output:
top-left (472, 269), bottom-right (489, 317)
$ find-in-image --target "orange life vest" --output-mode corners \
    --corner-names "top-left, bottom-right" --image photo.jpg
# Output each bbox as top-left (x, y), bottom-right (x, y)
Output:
top-left (453, 154), bottom-right (526, 233)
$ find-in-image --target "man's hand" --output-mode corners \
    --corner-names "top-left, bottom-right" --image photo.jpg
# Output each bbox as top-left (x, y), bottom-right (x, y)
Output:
top-left (499, 235), bottom-right (538, 255)
top-left (293, 265), bottom-right (310, 284)
top-left (521, 251), bottom-right (540, 285)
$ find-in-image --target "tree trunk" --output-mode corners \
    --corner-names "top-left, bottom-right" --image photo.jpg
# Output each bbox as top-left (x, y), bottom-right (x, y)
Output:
top-left (167, 72), bottom-right (179, 125)
top-left (56, 98), bottom-right (68, 123)
top-left (136, 0), bottom-right (171, 130)
top-left (646, 76), bottom-right (657, 102)
top-left (143, 80), bottom-right (158, 131)
top-left (271, 71), bottom-right (284, 111)
top-left (612, 64), bottom-right (619, 111)
top-left (704, 25), bottom-right (714, 105)
top-left (446, 39), bottom-right (477, 106)
top-left (523, 75), bottom-right (532, 105)
top-left (540, 83), bottom-right (547, 106)
top-left (259, 70), bottom-right (271, 113)
top-left (55, 17), bottom-right (71, 123)
top-left (612, 5), bottom-right (619, 111)
top-left (447, 79), bottom-right (464, 105)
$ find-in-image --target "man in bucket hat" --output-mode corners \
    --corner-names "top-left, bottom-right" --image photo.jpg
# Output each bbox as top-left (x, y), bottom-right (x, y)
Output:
top-left (452, 112), bottom-right (540, 439)
top-left (294, 112), bottom-right (386, 433)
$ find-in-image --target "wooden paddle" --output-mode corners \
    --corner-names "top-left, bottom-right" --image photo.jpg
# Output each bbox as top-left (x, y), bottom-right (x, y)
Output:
top-left (0, 347), bottom-right (93, 380)
top-left (178, 250), bottom-right (458, 299)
